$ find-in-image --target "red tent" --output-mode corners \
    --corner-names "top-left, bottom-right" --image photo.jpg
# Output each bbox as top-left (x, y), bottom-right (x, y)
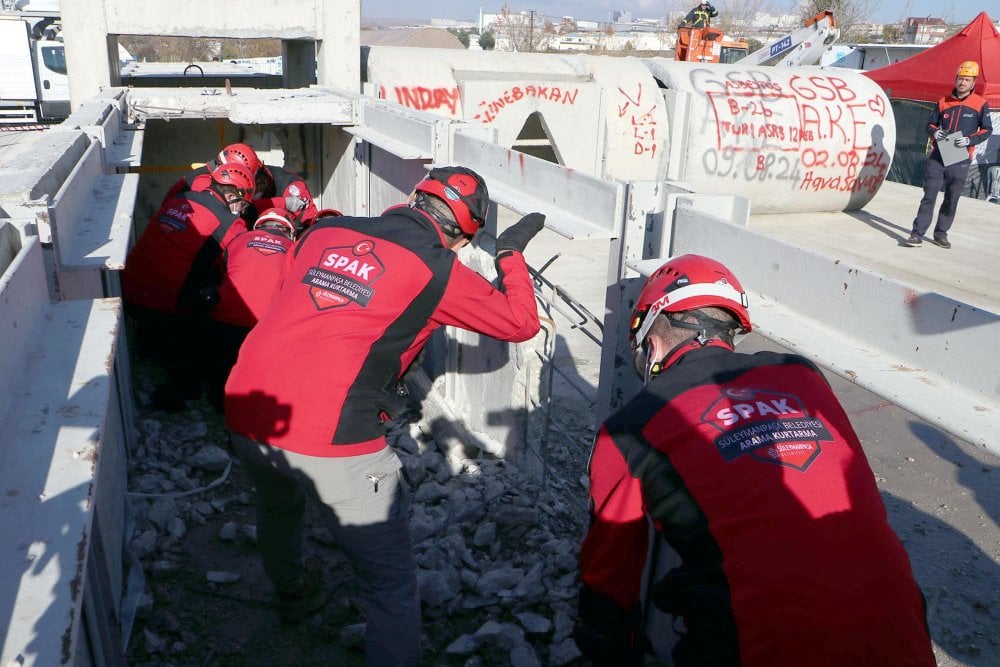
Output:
top-left (864, 12), bottom-right (1000, 107)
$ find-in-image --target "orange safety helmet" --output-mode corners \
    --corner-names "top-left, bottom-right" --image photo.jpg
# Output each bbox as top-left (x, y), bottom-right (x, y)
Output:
top-left (956, 61), bottom-right (980, 78)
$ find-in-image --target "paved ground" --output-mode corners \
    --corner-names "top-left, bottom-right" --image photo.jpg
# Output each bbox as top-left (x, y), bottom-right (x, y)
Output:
top-left (748, 179), bottom-right (1000, 309)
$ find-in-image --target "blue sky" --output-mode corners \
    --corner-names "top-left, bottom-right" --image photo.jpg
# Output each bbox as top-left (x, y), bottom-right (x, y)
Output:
top-left (361, 1), bottom-right (985, 26)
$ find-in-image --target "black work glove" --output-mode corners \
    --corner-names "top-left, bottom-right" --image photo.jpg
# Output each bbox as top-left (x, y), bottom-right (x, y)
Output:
top-left (495, 213), bottom-right (545, 256)
top-left (574, 584), bottom-right (645, 666)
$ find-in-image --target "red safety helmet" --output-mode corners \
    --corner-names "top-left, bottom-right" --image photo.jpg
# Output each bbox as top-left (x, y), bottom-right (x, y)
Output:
top-left (629, 254), bottom-right (751, 350)
top-left (413, 166), bottom-right (490, 236)
top-left (210, 163), bottom-right (256, 203)
top-left (253, 207), bottom-right (296, 240)
top-left (217, 142), bottom-right (263, 175)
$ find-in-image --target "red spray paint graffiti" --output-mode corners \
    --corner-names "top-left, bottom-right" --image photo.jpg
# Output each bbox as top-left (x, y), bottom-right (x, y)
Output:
top-left (380, 85), bottom-right (461, 115)
top-left (617, 83), bottom-right (658, 159)
top-left (694, 70), bottom-right (891, 195)
top-left (472, 85), bottom-right (580, 123)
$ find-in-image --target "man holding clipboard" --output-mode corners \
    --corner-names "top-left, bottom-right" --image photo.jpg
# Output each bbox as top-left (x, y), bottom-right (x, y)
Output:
top-left (904, 60), bottom-right (992, 249)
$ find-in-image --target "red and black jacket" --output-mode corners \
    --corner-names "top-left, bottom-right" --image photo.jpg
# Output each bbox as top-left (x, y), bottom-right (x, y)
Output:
top-left (164, 165), bottom-right (211, 201)
top-left (252, 165), bottom-right (319, 227)
top-left (211, 228), bottom-right (294, 328)
top-left (579, 346), bottom-right (934, 666)
top-left (928, 90), bottom-right (992, 161)
top-left (224, 207), bottom-right (540, 457)
top-left (122, 185), bottom-right (246, 315)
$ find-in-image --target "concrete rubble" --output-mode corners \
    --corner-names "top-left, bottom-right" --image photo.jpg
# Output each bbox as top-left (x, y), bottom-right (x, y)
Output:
top-left (123, 378), bottom-right (593, 665)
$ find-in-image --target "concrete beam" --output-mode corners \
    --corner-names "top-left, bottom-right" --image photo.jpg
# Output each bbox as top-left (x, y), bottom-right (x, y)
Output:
top-left (124, 87), bottom-right (356, 124)
top-left (63, 0), bottom-right (360, 108)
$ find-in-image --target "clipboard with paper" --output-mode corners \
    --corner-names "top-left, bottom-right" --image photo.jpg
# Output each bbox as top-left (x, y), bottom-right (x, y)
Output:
top-left (938, 131), bottom-right (970, 166)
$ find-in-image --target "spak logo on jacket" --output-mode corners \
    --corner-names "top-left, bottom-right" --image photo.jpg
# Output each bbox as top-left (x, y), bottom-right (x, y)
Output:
top-left (701, 387), bottom-right (832, 471)
top-left (156, 202), bottom-right (193, 233)
top-left (247, 234), bottom-right (289, 256)
top-left (302, 240), bottom-right (384, 310)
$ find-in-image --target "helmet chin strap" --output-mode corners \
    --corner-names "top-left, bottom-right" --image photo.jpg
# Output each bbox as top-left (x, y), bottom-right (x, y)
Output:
top-left (411, 193), bottom-right (465, 240)
top-left (640, 318), bottom-right (736, 385)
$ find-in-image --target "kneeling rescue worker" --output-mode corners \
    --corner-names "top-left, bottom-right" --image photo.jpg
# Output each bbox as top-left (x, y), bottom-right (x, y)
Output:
top-left (575, 254), bottom-right (935, 666)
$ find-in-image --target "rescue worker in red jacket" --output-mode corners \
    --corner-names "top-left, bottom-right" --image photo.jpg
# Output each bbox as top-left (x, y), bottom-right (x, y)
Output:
top-left (575, 254), bottom-right (935, 667)
top-left (167, 142), bottom-right (319, 230)
top-left (904, 60), bottom-right (992, 249)
top-left (203, 207), bottom-right (298, 410)
top-left (163, 142), bottom-right (261, 202)
top-left (122, 162), bottom-right (256, 410)
top-left (223, 166), bottom-right (543, 664)
top-left (213, 206), bottom-right (297, 328)
top-left (253, 161), bottom-right (320, 229)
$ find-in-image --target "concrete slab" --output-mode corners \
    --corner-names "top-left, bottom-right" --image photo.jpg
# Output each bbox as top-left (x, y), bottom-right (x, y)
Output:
top-left (124, 87), bottom-right (356, 124)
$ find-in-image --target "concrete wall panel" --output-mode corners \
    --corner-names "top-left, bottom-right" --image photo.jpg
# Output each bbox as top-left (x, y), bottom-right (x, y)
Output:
top-left (643, 60), bottom-right (895, 214)
top-left (64, 0), bottom-right (359, 108)
top-left (100, 0), bottom-right (321, 39)
top-left (365, 48), bottom-right (669, 181)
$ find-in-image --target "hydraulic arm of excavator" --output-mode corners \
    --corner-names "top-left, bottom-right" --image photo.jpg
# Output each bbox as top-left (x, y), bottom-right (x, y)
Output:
top-left (736, 10), bottom-right (839, 67)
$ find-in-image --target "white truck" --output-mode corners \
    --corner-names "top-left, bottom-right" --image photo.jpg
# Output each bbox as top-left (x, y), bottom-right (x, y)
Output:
top-left (0, 0), bottom-right (69, 124)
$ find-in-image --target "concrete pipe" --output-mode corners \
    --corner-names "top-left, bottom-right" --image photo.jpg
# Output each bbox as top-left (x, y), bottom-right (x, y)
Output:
top-left (364, 46), bottom-right (670, 182)
top-left (643, 60), bottom-right (895, 213)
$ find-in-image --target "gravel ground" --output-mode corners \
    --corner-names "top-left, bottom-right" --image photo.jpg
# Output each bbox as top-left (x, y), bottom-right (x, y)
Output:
top-left (123, 359), bottom-right (595, 666)
top-left (122, 332), bottom-right (1000, 666)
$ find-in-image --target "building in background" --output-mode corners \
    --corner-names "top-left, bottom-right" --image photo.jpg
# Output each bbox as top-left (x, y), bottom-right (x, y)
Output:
top-left (904, 17), bottom-right (948, 44)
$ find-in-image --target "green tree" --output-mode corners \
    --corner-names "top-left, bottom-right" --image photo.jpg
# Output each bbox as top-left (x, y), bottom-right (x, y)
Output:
top-left (448, 28), bottom-right (470, 48)
top-left (559, 17), bottom-right (578, 35)
top-left (479, 31), bottom-right (495, 50)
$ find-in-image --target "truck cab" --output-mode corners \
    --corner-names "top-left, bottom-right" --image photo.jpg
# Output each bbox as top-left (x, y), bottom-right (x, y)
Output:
top-left (0, 11), bottom-right (69, 124)
top-left (35, 34), bottom-right (69, 119)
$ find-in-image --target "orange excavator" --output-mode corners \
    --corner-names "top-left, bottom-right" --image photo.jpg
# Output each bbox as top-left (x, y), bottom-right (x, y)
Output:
top-left (674, 25), bottom-right (750, 64)
top-left (675, 9), bottom-right (839, 67)
top-left (674, 2), bottom-right (749, 64)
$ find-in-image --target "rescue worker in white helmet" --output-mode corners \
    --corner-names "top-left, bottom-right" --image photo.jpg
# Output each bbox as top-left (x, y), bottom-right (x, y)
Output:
top-left (202, 207), bottom-right (303, 409)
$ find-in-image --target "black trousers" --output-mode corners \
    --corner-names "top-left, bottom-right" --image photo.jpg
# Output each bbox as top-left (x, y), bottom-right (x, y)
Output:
top-left (912, 156), bottom-right (971, 238)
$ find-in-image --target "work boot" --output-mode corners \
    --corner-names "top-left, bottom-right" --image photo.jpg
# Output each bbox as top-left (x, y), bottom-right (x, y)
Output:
top-left (277, 557), bottom-right (330, 623)
top-left (931, 235), bottom-right (951, 249)
top-left (902, 233), bottom-right (922, 247)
